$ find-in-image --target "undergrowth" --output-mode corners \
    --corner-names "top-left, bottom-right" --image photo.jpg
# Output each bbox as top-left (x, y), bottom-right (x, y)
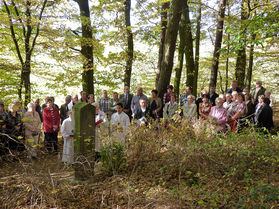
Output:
top-left (0, 119), bottom-right (278, 208)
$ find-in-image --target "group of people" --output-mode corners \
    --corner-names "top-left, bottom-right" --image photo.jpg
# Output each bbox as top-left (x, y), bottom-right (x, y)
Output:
top-left (0, 80), bottom-right (274, 164)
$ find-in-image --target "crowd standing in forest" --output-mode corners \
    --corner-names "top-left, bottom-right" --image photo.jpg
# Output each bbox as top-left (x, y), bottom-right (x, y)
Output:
top-left (0, 80), bottom-right (274, 164)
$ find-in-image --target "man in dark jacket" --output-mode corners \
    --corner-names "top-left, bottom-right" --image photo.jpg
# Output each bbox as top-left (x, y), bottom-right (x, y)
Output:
top-left (60, 95), bottom-right (71, 124)
top-left (209, 86), bottom-right (219, 106)
top-left (134, 99), bottom-right (150, 126)
top-left (120, 86), bottom-right (133, 120)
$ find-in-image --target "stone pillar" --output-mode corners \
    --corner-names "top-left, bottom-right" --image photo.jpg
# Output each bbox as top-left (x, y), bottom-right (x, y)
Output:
top-left (72, 102), bottom-right (95, 180)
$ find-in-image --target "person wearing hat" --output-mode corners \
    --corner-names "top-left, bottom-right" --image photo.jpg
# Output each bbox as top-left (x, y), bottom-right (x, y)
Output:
top-left (199, 94), bottom-right (212, 120)
top-left (180, 86), bottom-right (195, 107)
top-left (163, 85), bottom-right (178, 106)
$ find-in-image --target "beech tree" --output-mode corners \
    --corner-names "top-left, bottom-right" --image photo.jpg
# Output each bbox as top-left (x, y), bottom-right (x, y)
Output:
top-left (73, 0), bottom-right (94, 95)
top-left (209, 0), bottom-right (227, 88)
top-left (157, 0), bottom-right (185, 99)
top-left (123, 0), bottom-right (134, 88)
top-left (3, 0), bottom-right (48, 106)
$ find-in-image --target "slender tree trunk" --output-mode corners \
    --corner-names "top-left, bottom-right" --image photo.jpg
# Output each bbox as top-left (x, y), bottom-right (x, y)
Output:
top-left (76, 0), bottom-right (94, 95)
top-left (225, 33), bottom-right (230, 92)
top-left (4, 0), bottom-right (47, 107)
top-left (246, 33), bottom-right (256, 91)
top-left (235, 0), bottom-right (249, 89)
top-left (184, 1), bottom-right (195, 89)
top-left (174, 9), bottom-right (187, 95)
top-left (225, 2), bottom-right (230, 92)
top-left (193, 0), bottom-right (202, 97)
top-left (123, 0), bottom-right (134, 88)
top-left (155, 2), bottom-right (169, 89)
top-left (157, 0), bottom-right (185, 99)
top-left (209, 0), bottom-right (227, 88)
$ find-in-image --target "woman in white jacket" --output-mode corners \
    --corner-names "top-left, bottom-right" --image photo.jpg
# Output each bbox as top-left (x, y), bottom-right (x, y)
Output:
top-left (183, 95), bottom-right (196, 121)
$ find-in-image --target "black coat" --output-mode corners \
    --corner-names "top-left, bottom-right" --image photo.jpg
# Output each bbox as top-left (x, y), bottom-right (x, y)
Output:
top-left (209, 93), bottom-right (219, 106)
top-left (134, 107), bottom-right (150, 120)
top-left (257, 105), bottom-right (273, 130)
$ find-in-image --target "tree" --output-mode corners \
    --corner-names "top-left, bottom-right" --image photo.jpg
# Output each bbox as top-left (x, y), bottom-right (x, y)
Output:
top-left (193, 0), bottom-right (202, 97)
top-left (209, 0), bottom-right (227, 88)
top-left (155, 2), bottom-right (169, 89)
top-left (73, 0), bottom-right (94, 95)
top-left (246, 33), bottom-right (256, 91)
top-left (157, 0), bottom-right (185, 99)
top-left (123, 0), bottom-right (134, 89)
top-left (235, 0), bottom-right (249, 90)
top-left (3, 0), bottom-right (48, 106)
top-left (183, 0), bottom-right (195, 91)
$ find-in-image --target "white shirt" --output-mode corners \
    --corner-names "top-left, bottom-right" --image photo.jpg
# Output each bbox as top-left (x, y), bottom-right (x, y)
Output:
top-left (67, 101), bottom-right (73, 110)
top-left (96, 110), bottom-right (106, 123)
top-left (61, 117), bottom-right (73, 138)
top-left (111, 111), bottom-right (130, 131)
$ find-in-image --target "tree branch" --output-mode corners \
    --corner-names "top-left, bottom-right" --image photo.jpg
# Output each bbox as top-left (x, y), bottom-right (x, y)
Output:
top-left (29, 0), bottom-right (48, 56)
top-left (11, 0), bottom-right (26, 38)
top-left (3, 0), bottom-right (24, 66)
top-left (69, 47), bottom-right (81, 52)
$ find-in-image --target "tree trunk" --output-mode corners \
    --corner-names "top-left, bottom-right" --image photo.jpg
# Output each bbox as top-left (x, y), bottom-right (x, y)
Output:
top-left (235, 0), bottom-right (249, 90)
top-left (184, 1), bottom-right (195, 90)
top-left (155, 2), bottom-right (169, 89)
top-left (246, 33), bottom-right (256, 91)
top-left (76, 0), bottom-right (94, 95)
top-left (209, 0), bottom-right (227, 88)
top-left (157, 0), bottom-right (184, 99)
top-left (123, 0), bottom-right (134, 88)
top-left (225, 2), bottom-right (230, 92)
top-left (174, 9), bottom-right (187, 95)
top-left (3, 0), bottom-right (47, 107)
top-left (193, 0), bottom-right (202, 97)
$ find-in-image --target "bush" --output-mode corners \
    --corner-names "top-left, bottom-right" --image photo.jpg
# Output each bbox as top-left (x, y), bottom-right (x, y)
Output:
top-left (100, 141), bottom-right (126, 175)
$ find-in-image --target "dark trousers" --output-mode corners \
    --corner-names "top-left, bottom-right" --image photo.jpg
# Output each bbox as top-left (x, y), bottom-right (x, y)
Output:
top-left (44, 132), bottom-right (58, 153)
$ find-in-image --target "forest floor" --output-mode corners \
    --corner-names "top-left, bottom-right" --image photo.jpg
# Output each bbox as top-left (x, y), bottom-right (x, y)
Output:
top-left (0, 104), bottom-right (279, 209)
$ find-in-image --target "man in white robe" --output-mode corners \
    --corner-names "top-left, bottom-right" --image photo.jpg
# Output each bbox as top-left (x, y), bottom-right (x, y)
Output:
top-left (110, 103), bottom-right (130, 145)
top-left (61, 110), bottom-right (74, 164)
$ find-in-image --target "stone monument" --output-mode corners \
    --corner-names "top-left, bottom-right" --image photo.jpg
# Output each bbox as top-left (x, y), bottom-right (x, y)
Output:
top-left (72, 102), bottom-right (95, 180)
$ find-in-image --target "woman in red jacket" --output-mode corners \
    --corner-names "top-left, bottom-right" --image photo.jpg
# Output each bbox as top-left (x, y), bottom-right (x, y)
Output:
top-left (43, 98), bottom-right (60, 153)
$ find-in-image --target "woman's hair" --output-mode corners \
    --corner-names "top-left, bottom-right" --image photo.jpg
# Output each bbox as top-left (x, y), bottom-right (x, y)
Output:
top-left (245, 93), bottom-right (252, 101)
top-left (151, 89), bottom-right (158, 95)
top-left (215, 97), bottom-right (223, 104)
top-left (238, 93), bottom-right (245, 101)
top-left (263, 97), bottom-right (270, 105)
top-left (232, 91), bottom-right (238, 96)
top-left (202, 94), bottom-right (210, 99)
top-left (170, 93), bottom-right (176, 99)
top-left (187, 95), bottom-right (194, 100)
top-left (258, 95), bottom-right (265, 100)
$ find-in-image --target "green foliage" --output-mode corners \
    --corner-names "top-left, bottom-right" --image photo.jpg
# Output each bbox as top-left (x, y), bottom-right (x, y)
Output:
top-left (100, 141), bottom-right (126, 175)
